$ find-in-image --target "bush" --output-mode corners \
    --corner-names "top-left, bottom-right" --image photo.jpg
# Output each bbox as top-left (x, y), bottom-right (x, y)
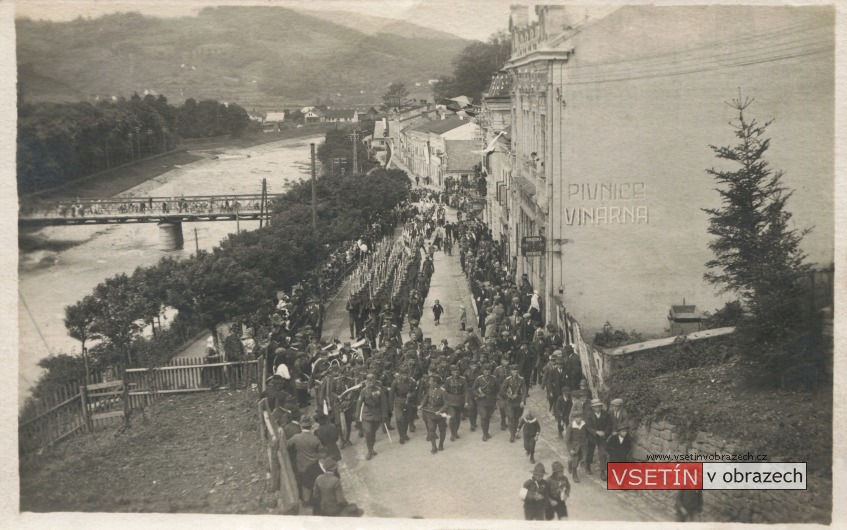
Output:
top-left (593, 321), bottom-right (643, 348)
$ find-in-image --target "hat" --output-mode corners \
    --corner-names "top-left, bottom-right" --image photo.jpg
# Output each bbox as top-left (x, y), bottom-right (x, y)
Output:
top-left (618, 423), bottom-right (630, 431)
top-left (552, 461), bottom-right (564, 473)
top-left (429, 374), bottom-right (442, 384)
top-left (562, 386), bottom-right (572, 394)
top-left (410, 319), bottom-right (419, 325)
top-left (590, 398), bottom-right (603, 408)
top-left (579, 379), bottom-right (589, 389)
top-left (523, 313), bottom-right (531, 318)
top-left (300, 416), bottom-right (313, 428)
top-left (451, 365), bottom-right (459, 371)
top-left (510, 364), bottom-right (519, 370)
top-left (611, 398), bottom-right (624, 406)
top-left (275, 347), bottom-right (285, 354)
top-left (564, 345), bottom-right (575, 354)
top-left (533, 463), bottom-right (546, 475)
top-left (320, 457), bottom-right (338, 472)
top-left (524, 411), bottom-right (535, 421)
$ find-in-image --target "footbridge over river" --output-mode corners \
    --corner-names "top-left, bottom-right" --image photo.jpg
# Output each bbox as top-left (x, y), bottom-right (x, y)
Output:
top-left (19, 194), bottom-right (281, 250)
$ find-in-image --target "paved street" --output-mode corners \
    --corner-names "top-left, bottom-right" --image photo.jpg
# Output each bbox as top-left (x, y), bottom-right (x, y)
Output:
top-left (318, 199), bottom-right (672, 522)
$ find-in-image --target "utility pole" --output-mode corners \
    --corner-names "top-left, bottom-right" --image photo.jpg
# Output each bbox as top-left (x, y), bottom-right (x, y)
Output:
top-left (350, 130), bottom-right (358, 174)
top-left (259, 178), bottom-right (267, 228)
top-left (311, 142), bottom-right (317, 234)
top-left (194, 227), bottom-right (199, 253)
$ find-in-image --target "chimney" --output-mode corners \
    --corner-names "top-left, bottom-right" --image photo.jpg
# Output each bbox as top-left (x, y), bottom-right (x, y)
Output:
top-left (540, 5), bottom-right (570, 32)
top-left (383, 117), bottom-right (389, 137)
top-left (510, 5), bottom-right (528, 29)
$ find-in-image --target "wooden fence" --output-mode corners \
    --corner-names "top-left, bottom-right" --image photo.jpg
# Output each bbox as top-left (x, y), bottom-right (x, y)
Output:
top-left (19, 358), bottom-right (260, 455)
top-left (257, 397), bottom-right (301, 514)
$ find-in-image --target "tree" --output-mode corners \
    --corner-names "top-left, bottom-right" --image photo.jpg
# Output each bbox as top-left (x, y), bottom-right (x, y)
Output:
top-left (91, 273), bottom-right (147, 366)
top-left (382, 82), bottom-right (409, 110)
top-left (431, 31), bottom-right (512, 103)
top-left (703, 93), bottom-right (812, 350)
top-left (64, 294), bottom-right (101, 382)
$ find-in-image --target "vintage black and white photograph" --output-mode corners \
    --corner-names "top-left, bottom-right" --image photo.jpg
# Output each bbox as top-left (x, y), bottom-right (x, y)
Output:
top-left (7, 0), bottom-right (840, 527)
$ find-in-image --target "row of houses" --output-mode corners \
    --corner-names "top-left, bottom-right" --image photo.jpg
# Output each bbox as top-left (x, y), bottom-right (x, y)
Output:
top-left (253, 106), bottom-right (383, 132)
top-left (407, 5), bottom-right (835, 337)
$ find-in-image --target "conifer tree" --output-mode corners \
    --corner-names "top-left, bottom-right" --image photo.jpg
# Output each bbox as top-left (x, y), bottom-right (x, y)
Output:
top-left (703, 93), bottom-right (811, 345)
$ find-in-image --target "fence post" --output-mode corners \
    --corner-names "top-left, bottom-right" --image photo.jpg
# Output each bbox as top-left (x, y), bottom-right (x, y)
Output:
top-left (122, 367), bottom-right (130, 429)
top-left (79, 382), bottom-right (92, 433)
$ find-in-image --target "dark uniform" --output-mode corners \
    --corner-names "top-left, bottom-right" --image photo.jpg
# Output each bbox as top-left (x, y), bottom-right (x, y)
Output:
top-left (388, 371), bottom-right (417, 444)
top-left (356, 375), bottom-right (388, 460)
top-left (419, 376), bottom-right (449, 453)
top-left (444, 367), bottom-right (468, 440)
top-left (499, 367), bottom-right (527, 442)
top-left (471, 368), bottom-right (499, 440)
top-left (464, 363), bottom-right (481, 431)
top-left (493, 360), bottom-right (511, 430)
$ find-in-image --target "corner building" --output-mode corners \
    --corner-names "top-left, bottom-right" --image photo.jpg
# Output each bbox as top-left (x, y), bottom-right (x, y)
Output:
top-left (503, 5), bottom-right (834, 335)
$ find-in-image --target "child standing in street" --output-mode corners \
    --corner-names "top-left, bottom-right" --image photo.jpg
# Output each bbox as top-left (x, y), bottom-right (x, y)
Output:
top-left (517, 411), bottom-right (541, 464)
top-left (432, 300), bottom-right (444, 326)
top-left (459, 305), bottom-right (467, 331)
top-left (545, 461), bottom-right (570, 520)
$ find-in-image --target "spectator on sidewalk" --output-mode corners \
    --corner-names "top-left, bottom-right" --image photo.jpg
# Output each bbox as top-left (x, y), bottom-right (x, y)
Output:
top-left (520, 463), bottom-right (549, 521)
top-left (287, 416), bottom-right (324, 503)
top-left (545, 461), bottom-right (571, 520)
top-left (312, 457), bottom-right (364, 517)
top-left (566, 410), bottom-right (588, 483)
top-left (459, 305), bottom-right (467, 331)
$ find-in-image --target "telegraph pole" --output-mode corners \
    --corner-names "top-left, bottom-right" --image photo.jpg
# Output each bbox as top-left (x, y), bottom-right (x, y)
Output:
top-left (194, 227), bottom-right (199, 253)
top-left (350, 130), bottom-right (358, 174)
top-left (311, 142), bottom-right (317, 233)
top-left (259, 178), bottom-right (267, 228)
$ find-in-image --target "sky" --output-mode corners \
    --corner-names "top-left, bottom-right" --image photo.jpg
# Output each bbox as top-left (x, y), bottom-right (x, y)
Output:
top-left (14, 0), bottom-right (517, 41)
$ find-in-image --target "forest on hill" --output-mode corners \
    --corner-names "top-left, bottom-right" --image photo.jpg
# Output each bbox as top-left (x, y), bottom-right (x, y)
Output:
top-left (16, 7), bottom-right (469, 107)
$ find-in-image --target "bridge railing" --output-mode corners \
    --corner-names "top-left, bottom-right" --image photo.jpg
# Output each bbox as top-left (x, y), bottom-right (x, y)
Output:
top-left (19, 194), bottom-right (283, 219)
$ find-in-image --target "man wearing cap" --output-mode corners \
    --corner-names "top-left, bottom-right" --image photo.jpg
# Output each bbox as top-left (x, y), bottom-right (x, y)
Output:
top-left (444, 364), bottom-right (469, 441)
top-left (389, 366), bottom-right (417, 444)
top-left (261, 374), bottom-right (297, 413)
top-left (471, 364), bottom-right (499, 441)
top-left (419, 374), bottom-right (449, 454)
top-left (356, 373), bottom-right (388, 460)
top-left (329, 366), bottom-right (358, 448)
top-left (520, 463), bottom-right (549, 520)
top-left (499, 364), bottom-right (527, 443)
top-left (493, 357), bottom-right (512, 431)
top-left (609, 398), bottom-right (631, 436)
top-left (312, 457), bottom-right (363, 517)
top-left (315, 412), bottom-right (342, 462)
top-left (286, 415), bottom-right (323, 503)
top-left (585, 399), bottom-right (612, 480)
top-left (606, 423), bottom-right (633, 463)
top-left (464, 362), bottom-right (481, 432)
top-left (408, 319), bottom-right (424, 345)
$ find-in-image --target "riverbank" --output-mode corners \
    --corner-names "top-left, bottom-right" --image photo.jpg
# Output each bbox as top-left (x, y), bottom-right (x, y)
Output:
top-left (22, 124), bottom-right (339, 201)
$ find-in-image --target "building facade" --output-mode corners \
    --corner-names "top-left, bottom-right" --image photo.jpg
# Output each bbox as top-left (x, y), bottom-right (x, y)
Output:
top-left (499, 5), bottom-right (834, 335)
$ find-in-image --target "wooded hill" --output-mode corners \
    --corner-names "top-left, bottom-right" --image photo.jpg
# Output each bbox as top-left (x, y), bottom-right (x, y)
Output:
top-left (17, 7), bottom-right (469, 108)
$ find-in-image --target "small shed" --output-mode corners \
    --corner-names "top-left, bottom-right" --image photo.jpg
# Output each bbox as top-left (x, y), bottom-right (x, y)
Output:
top-left (668, 302), bottom-right (703, 335)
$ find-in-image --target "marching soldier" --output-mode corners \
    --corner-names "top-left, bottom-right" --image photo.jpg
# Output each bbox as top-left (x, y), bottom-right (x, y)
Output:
top-left (389, 366), bottom-right (417, 444)
top-left (329, 366), bottom-right (358, 448)
top-left (444, 364), bottom-right (469, 441)
top-left (499, 364), bottom-right (527, 443)
top-left (356, 373), bottom-right (388, 460)
top-left (493, 357), bottom-right (511, 431)
top-left (464, 362), bottom-right (482, 432)
top-left (471, 364), bottom-right (499, 441)
top-left (419, 374), bottom-right (449, 454)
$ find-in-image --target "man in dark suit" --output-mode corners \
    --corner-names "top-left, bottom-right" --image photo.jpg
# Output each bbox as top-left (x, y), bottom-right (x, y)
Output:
top-left (606, 423), bottom-right (633, 463)
top-left (356, 373), bottom-right (388, 460)
top-left (585, 399), bottom-right (612, 479)
top-left (471, 364), bottom-right (499, 441)
top-left (562, 344), bottom-right (582, 390)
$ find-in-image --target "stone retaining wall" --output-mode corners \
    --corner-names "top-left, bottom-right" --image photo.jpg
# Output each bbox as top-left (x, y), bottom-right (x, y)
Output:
top-left (629, 421), bottom-right (831, 524)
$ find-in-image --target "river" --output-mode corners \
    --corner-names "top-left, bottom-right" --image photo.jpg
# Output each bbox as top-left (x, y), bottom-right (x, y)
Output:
top-left (17, 135), bottom-right (324, 403)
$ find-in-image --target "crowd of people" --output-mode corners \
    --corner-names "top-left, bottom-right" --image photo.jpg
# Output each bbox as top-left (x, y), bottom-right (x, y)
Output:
top-left (251, 183), bottom-right (703, 522)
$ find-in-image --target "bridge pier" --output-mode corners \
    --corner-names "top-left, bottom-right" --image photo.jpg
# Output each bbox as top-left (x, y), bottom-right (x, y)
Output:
top-left (157, 221), bottom-right (184, 250)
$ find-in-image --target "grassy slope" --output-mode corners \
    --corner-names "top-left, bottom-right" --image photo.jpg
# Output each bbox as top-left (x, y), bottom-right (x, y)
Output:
top-left (20, 391), bottom-right (270, 514)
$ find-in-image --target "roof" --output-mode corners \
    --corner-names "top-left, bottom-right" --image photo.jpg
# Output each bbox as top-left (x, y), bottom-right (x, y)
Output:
top-left (373, 120), bottom-right (392, 139)
top-left (265, 112), bottom-right (286, 122)
top-left (408, 116), bottom-right (469, 135)
top-left (512, 175), bottom-right (536, 197)
top-left (670, 305), bottom-right (702, 320)
top-left (323, 109), bottom-right (356, 120)
top-left (444, 140), bottom-right (479, 172)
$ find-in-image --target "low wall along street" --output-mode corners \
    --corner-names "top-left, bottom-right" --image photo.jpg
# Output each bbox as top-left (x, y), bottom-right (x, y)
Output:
top-left (629, 420), bottom-right (831, 523)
